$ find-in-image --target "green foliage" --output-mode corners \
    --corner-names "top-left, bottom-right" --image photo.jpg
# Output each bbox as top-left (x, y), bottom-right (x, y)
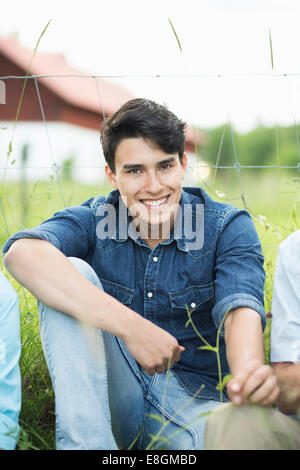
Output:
top-left (0, 181), bottom-right (110, 450)
top-left (202, 124), bottom-right (234, 167)
top-left (216, 374), bottom-right (233, 392)
top-left (61, 156), bottom-right (75, 182)
top-left (202, 123), bottom-right (300, 167)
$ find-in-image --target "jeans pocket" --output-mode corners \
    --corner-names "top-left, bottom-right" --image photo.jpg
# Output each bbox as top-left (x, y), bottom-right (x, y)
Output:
top-left (99, 278), bottom-right (134, 306)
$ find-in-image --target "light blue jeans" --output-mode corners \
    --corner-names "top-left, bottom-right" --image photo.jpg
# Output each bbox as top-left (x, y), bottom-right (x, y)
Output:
top-left (0, 272), bottom-right (21, 450)
top-left (38, 257), bottom-right (221, 450)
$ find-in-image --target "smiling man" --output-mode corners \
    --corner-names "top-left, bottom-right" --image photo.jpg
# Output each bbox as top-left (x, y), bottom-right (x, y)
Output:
top-left (104, 136), bottom-right (187, 248)
top-left (2, 98), bottom-right (279, 450)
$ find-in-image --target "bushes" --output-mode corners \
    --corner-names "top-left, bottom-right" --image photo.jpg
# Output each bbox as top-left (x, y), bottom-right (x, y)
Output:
top-left (202, 123), bottom-right (300, 168)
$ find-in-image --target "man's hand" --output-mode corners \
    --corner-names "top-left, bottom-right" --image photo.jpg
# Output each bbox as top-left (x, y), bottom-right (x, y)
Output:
top-left (122, 314), bottom-right (185, 375)
top-left (226, 358), bottom-right (280, 406)
top-left (272, 362), bottom-right (300, 414)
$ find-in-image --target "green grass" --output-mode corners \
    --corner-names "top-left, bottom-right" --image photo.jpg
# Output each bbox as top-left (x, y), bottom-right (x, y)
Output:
top-left (1, 179), bottom-right (111, 450)
top-left (1, 170), bottom-right (299, 449)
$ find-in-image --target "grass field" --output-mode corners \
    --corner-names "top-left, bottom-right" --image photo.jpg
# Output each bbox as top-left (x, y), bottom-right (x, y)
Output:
top-left (1, 168), bottom-right (299, 449)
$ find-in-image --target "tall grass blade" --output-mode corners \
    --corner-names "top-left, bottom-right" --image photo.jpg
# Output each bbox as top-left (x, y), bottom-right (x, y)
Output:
top-left (168, 17), bottom-right (182, 53)
top-left (269, 29), bottom-right (274, 70)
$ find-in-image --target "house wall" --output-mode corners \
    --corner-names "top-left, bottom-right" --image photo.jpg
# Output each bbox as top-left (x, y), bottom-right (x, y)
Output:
top-left (0, 54), bottom-right (104, 130)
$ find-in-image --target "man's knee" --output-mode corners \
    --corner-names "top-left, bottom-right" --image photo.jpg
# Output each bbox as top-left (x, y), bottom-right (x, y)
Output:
top-left (0, 273), bottom-right (19, 321)
top-left (67, 257), bottom-right (102, 289)
top-left (205, 402), bottom-right (300, 450)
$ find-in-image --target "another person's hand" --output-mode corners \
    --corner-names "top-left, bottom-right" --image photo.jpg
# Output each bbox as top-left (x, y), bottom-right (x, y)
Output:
top-left (226, 358), bottom-right (280, 406)
top-left (122, 315), bottom-right (185, 375)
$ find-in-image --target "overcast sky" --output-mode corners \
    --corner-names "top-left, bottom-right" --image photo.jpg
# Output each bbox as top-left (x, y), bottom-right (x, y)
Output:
top-left (1, 0), bottom-right (300, 131)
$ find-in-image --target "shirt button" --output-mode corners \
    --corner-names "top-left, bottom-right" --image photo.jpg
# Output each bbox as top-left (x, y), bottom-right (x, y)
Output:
top-left (148, 292), bottom-right (153, 298)
top-left (191, 302), bottom-right (196, 308)
top-left (153, 256), bottom-right (158, 262)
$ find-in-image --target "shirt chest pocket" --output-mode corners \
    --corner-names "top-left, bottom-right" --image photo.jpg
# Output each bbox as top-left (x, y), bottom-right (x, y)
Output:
top-left (169, 284), bottom-right (214, 336)
top-left (99, 278), bottom-right (134, 306)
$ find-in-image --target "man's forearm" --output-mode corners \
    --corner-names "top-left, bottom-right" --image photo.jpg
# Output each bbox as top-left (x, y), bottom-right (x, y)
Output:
top-left (224, 307), bottom-right (280, 406)
top-left (3, 238), bottom-right (138, 339)
top-left (4, 238), bottom-right (185, 375)
top-left (272, 363), bottom-right (300, 414)
top-left (224, 307), bottom-right (265, 375)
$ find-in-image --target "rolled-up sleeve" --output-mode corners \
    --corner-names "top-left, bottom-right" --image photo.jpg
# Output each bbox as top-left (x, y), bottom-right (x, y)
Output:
top-left (2, 204), bottom-right (96, 260)
top-left (212, 209), bottom-right (266, 334)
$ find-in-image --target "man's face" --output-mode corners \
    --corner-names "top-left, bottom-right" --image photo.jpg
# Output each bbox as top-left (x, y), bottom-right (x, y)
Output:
top-left (105, 137), bottom-right (187, 238)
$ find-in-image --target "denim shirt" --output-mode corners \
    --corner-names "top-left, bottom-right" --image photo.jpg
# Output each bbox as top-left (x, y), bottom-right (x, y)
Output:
top-left (3, 187), bottom-right (266, 401)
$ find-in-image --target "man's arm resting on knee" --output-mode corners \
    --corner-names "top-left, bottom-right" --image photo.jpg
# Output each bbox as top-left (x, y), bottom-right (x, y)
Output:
top-left (3, 238), bottom-right (184, 375)
top-left (224, 307), bottom-right (280, 406)
top-left (271, 362), bottom-right (300, 414)
top-left (4, 238), bottom-right (134, 336)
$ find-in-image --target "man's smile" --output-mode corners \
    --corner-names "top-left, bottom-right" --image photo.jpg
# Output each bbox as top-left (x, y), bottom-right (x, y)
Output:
top-left (140, 195), bottom-right (170, 209)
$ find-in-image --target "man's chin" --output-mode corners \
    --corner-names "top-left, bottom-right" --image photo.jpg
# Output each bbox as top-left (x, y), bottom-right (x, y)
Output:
top-left (137, 217), bottom-right (174, 239)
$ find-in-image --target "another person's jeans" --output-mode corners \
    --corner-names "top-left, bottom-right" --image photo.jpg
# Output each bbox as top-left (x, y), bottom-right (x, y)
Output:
top-left (0, 272), bottom-right (21, 450)
top-left (38, 257), bottom-right (221, 450)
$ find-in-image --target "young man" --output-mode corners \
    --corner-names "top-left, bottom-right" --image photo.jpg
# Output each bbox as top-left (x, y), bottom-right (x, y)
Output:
top-left (0, 271), bottom-right (21, 450)
top-left (3, 98), bottom-right (279, 450)
top-left (270, 230), bottom-right (300, 414)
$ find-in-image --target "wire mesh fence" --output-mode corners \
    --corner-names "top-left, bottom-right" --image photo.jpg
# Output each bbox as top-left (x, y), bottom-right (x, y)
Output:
top-left (1, 72), bottom-right (300, 253)
top-left (0, 72), bottom-right (298, 449)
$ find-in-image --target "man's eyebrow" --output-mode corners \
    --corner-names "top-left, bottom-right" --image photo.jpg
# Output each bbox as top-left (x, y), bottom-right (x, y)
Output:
top-left (122, 157), bottom-right (176, 170)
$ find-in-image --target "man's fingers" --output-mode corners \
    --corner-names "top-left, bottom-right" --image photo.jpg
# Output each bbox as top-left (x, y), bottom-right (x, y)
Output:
top-left (145, 367), bottom-right (156, 376)
top-left (142, 340), bottom-right (184, 376)
top-left (227, 359), bottom-right (280, 406)
top-left (227, 359), bottom-right (263, 396)
top-left (241, 365), bottom-right (272, 399)
top-left (227, 370), bottom-right (249, 396)
top-left (172, 345), bottom-right (184, 363)
top-left (259, 385), bottom-right (281, 406)
top-left (155, 364), bottom-right (167, 375)
top-left (247, 374), bottom-right (280, 405)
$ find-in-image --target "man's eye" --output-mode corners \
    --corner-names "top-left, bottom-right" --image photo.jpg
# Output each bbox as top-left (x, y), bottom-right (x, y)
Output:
top-left (128, 168), bottom-right (141, 174)
top-left (160, 164), bottom-right (172, 170)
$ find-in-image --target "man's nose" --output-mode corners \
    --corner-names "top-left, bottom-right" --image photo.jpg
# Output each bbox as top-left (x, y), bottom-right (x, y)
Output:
top-left (144, 171), bottom-right (164, 193)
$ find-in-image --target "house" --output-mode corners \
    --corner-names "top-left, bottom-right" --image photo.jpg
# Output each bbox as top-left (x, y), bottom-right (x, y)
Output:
top-left (0, 36), bottom-right (206, 184)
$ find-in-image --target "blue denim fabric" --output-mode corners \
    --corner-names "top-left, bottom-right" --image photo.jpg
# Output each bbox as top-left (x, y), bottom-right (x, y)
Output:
top-left (39, 257), bottom-right (222, 450)
top-left (3, 187), bottom-right (266, 401)
top-left (0, 272), bottom-right (21, 450)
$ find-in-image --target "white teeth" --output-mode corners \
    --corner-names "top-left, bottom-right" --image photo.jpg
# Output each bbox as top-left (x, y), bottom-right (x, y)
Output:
top-left (142, 197), bottom-right (167, 206)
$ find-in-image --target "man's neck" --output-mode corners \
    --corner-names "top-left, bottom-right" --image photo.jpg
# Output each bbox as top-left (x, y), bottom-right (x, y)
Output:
top-left (138, 220), bottom-right (174, 250)
top-left (143, 237), bottom-right (165, 250)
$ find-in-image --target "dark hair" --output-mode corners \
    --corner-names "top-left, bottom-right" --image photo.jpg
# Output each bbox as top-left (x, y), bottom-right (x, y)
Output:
top-left (100, 98), bottom-right (187, 172)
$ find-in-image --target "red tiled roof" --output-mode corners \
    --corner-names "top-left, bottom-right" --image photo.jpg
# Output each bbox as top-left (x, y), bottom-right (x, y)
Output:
top-left (0, 36), bottom-right (204, 148)
top-left (0, 36), bottom-right (135, 116)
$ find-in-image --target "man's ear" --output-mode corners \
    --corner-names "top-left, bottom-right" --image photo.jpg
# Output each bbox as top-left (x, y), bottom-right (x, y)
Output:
top-left (105, 165), bottom-right (118, 189)
top-left (181, 153), bottom-right (188, 179)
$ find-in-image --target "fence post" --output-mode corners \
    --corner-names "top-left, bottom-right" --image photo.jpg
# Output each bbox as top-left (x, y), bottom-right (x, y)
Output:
top-left (0, 80), bottom-right (6, 104)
